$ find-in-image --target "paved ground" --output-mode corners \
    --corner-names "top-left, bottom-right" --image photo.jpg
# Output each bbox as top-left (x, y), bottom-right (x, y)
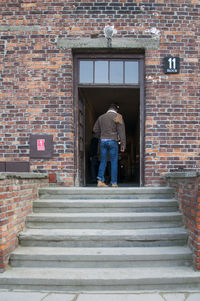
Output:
top-left (1, 291), bottom-right (200, 301)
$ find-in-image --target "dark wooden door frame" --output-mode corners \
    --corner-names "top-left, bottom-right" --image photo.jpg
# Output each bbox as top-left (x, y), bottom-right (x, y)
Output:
top-left (73, 52), bottom-right (145, 187)
top-left (139, 58), bottom-right (145, 187)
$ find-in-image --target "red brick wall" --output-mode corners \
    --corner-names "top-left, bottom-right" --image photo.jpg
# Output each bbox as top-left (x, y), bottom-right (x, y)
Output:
top-left (0, 173), bottom-right (48, 272)
top-left (0, 1), bottom-right (199, 186)
top-left (166, 172), bottom-right (200, 270)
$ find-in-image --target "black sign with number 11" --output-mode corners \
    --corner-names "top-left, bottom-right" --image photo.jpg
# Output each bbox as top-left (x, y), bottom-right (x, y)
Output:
top-left (163, 56), bottom-right (180, 74)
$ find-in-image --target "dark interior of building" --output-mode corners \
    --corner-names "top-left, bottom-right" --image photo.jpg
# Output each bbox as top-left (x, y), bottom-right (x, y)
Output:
top-left (79, 87), bottom-right (140, 186)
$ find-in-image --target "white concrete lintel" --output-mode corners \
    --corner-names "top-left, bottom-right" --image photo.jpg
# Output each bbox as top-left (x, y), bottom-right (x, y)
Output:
top-left (57, 37), bottom-right (159, 50)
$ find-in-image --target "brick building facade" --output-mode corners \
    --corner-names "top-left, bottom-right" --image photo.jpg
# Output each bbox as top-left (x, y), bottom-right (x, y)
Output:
top-left (0, 0), bottom-right (199, 187)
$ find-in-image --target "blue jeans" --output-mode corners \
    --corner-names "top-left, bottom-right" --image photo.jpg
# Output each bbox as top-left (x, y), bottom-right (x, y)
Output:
top-left (97, 140), bottom-right (118, 185)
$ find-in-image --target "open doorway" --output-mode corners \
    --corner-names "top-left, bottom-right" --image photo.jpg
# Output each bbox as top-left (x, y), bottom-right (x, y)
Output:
top-left (79, 87), bottom-right (140, 186)
top-left (73, 53), bottom-right (145, 187)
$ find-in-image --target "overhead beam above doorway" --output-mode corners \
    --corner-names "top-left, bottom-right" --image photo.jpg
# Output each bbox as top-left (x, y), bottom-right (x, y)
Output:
top-left (57, 37), bottom-right (159, 50)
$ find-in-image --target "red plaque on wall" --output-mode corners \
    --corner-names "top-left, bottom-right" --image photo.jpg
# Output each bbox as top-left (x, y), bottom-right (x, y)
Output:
top-left (37, 139), bottom-right (45, 151)
top-left (30, 135), bottom-right (53, 158)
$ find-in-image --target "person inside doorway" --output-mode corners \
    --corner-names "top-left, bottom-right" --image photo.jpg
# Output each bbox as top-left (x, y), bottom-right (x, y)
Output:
top-left (93, 103), bottom-right (126, 187)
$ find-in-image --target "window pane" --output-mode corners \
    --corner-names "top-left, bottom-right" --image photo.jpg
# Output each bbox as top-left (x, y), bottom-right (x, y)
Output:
top-left (110, 61), bottom-right (123, 84)
top-left (125, 61), bottom-right (139, 84)
top-left (95, 61), bottom-right (108, 83)
top-left (79, 61), bottom-right (93, 83)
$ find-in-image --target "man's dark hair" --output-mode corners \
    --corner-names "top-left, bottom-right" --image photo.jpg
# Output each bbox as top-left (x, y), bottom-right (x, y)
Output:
top-left (109, 103), bottom-right (120, 112)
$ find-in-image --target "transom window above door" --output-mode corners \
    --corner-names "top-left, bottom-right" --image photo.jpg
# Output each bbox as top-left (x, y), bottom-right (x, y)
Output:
top-left (79, 60), bottom-right (139, 85)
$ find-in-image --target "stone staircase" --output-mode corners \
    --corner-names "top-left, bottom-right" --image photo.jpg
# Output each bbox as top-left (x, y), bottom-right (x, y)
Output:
top-left (1, 187), bottom-right (200, 291)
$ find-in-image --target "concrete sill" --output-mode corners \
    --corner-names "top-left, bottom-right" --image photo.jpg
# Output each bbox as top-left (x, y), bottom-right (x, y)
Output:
top-left (165, 171), bottom-right (200, 179)
top-left (0, 172), bottom-right (48, 180)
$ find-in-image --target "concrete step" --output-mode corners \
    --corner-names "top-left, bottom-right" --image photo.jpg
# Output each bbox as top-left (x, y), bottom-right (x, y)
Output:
top-left (1, 266), bottom-right (200, 291)
top-left (19, 228), bottom-right (188, 247)
top-left (26, 212), bottom-right (183, 229)
top-left (10, 246), bottom-right (193, 268)
top-left (38, 187), bottom-right (174, 200)
top-left (33, 198), bottom-right (178, 213)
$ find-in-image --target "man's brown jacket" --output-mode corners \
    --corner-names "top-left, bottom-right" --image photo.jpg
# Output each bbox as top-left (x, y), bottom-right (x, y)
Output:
top-left (93, 110), bottom-right (126, 150)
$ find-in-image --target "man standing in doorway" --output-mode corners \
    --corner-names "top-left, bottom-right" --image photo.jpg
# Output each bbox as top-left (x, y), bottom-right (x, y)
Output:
top-left (93, 104), bottom-right (126, 187)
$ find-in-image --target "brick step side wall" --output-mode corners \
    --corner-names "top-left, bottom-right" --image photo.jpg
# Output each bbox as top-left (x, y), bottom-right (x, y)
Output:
top-left (0, 173), bottom-right (48, 272)
top-left (166, 172), bottom-right (200, 270)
